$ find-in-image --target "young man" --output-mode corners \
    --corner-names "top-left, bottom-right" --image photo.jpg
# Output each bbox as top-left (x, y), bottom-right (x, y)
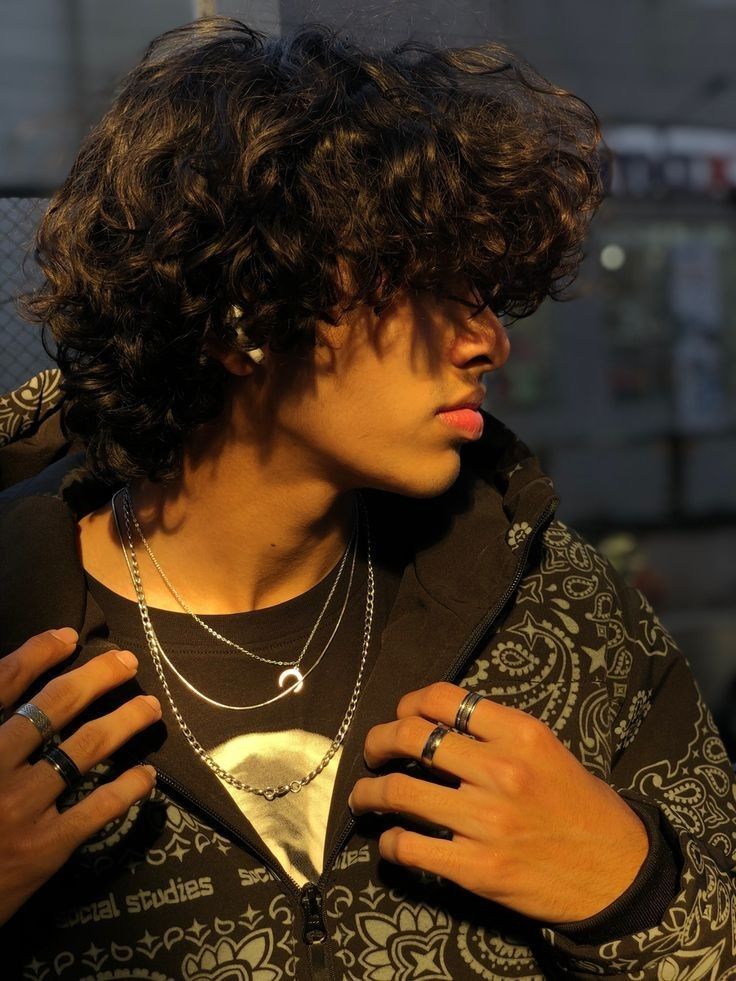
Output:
top-left (1, 15), bottom-right (734, 980)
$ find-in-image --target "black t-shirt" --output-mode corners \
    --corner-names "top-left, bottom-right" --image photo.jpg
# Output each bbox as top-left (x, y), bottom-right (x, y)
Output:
top-left (84, 498), bottom-right (404, 888)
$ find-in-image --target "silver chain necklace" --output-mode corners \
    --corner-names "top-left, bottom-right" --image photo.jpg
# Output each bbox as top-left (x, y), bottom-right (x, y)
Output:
top-left (118, 484), bottom-right (358, 672)
top-left (112, 486), bottom-right (358, 709)
top-left (110, 487), bottom-right (376, 800)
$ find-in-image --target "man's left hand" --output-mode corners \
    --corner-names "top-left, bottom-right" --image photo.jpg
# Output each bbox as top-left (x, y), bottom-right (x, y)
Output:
top-left (347, 681), bottom-right (650, 925)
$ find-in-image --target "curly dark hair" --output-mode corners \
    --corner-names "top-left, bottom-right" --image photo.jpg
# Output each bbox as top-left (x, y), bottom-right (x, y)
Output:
top-left (19, 15), bottom-right (610, 486)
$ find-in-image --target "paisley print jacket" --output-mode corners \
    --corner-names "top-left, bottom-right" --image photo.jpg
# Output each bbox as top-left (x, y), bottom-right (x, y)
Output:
top-left (1, 369), bottom-right (735, 980)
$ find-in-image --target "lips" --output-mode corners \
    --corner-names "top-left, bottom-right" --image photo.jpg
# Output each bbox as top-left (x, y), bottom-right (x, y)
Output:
top-left (437, 389), bottom-right (486, 413)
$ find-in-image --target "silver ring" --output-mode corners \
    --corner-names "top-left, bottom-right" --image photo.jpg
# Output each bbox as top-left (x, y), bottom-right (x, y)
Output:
top-left (40, 745), bottom-right (82, 790)
top-left (454, 691), bottom-right (485, 734)
top-left (14, 702), bottom-right (55, 743)
top-left (420, 725), bottom-right (451, 769)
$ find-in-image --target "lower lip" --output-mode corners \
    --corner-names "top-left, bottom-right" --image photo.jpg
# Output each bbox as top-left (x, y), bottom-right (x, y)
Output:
top-left (436, 408), bottom-right (484, 439)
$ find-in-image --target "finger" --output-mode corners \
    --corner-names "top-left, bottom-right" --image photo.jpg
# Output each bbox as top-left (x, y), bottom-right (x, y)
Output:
top-left (1, 648), bottom-right (140, 765)
top-left (395, 681), bottom-right (513, 741)
top-left (364, 716), bottom-right (490, 786)
top-left (0, 628), bottom-right (78, 716)
top-left (55, 764), bottom-right (157, 856)
top-left (378, 824), bottom-right (474, 890)
top-left (349, 772), bottom-right (484, 838)
top-left (32, 695), bottom-right (162, 807)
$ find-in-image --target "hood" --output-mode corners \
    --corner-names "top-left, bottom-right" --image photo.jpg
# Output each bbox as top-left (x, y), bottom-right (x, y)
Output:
top-left (0, 399), bottom-right (560, 889)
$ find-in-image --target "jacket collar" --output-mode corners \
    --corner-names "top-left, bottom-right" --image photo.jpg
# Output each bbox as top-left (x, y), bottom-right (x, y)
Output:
top-left (0, 409), bottom-right (560, 889)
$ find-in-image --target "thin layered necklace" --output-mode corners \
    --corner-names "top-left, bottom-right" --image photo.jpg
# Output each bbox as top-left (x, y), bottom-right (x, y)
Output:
top-left (110, 485), bottom-right (375, 800)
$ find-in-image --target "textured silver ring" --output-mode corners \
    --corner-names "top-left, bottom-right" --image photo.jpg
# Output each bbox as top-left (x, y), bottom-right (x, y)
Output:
top-left (40, 745), bottom-right (82, 790)
top-left (454, 691), bottom-right (486, 734)
top-left (420, 725), bottom-right (451, 768)
top-left (14, 702), bottom-right (55, 743)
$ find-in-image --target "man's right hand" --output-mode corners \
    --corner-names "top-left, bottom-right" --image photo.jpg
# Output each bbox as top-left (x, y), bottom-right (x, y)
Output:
top-left (0, 627), bottom-right (160, 925)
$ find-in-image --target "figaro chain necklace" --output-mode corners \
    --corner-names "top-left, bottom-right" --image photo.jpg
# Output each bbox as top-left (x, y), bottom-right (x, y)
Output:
top-left (110, 486), bottom-right (376, 800)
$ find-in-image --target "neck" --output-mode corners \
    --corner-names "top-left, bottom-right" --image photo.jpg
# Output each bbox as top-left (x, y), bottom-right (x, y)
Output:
top-left (126, 432), bottom-right (358, 617)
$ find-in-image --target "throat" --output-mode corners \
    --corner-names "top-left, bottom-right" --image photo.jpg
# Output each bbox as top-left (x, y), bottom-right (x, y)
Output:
top-left (76, 490), bottom-right (360, 616)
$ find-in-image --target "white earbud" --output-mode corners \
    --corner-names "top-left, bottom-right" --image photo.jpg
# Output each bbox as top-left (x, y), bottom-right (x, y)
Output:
top-left (230, 304), bottom-right (265, 363)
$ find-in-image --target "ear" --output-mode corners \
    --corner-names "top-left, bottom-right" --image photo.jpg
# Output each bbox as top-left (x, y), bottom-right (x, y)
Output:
top-left (203, 336), bottom-right (259, 377)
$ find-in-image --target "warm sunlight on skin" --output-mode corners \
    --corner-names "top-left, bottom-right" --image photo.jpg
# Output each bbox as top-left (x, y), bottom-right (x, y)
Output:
top-left (76, 281), bottom-right (511, 616)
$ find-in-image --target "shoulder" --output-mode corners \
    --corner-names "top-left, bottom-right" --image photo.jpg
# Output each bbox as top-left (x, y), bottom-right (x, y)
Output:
top-left (537, 518), bottom-right (682, 675)
top-left (0, 493), bottom-right (88, 657)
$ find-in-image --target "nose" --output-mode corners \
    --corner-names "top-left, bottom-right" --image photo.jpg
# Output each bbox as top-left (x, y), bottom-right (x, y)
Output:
top-left (452, 311), bottom-right (510, 373)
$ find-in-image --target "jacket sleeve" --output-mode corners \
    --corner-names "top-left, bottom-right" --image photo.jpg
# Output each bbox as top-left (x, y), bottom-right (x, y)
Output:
top-left (0, 367), bottom-right (73, 492)
top-left (534, 531), bottom-right (736, 978)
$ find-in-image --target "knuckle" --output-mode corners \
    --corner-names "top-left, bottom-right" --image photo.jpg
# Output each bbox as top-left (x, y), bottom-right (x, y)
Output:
top-left (0, 655), bottom-right (23, 692)
top-left (392, 831), bottom-right (417, 865)
top-left (426, 681), bottom-right (455, 714)
top-left (9, 831), bottom-right (37, 867)
top-left (56, 807), bottom-right (99, 855)
top-left (74, 722), bottom-right (107, 762)
top-left (130, 768), bottom-right (155, 798)
top-left (495, 759), bottom-right (531, 797)
top-left (513, 711), bottom-right (548, 747)
top-left (100, 650), bottom-right (130, 684)
top-left (91, 782), bottom-right (127, 819)
top-left (43, 673), bottom-right (78, 713)
top-left (396, 717), bottom-right (422, 749)
top-left (134, 696), bottom-right (161, 721)
top-left (466, 849), bottom-right (502, 894)
top-left (382, 773), bottom-right (411, 810)
top-left (21, 633), bottom-right (50, 658)
top-left (477, 753), bottom-right (500, 785)
top-left (1, 789), bottom-right (27, 831)
top-left (482, 806), bottom-right (513, 838)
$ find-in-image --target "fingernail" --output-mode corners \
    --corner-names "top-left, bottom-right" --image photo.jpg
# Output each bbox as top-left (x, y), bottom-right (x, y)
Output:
top-left (116, 650), bottom-right (138, 669)
top-left (347, 792), bottom-right (354, 813)
top-left (142, 764), bottom-right (157, 784)
top-left (50, 627), bottom-right (78, 644)
top-left (141, 694), bottom-right (161, 716)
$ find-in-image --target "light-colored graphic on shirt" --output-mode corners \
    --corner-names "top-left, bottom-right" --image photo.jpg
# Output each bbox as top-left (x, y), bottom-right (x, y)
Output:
top-left (209, 729), bottom-right (342, 888)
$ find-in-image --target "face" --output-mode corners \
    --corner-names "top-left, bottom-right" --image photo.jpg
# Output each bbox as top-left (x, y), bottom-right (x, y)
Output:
top-left (207, 282), bottom-right (511, 500)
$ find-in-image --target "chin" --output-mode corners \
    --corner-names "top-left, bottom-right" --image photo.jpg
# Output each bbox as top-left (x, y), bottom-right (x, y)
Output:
top-left (366, 454), bottom-right (463, 500)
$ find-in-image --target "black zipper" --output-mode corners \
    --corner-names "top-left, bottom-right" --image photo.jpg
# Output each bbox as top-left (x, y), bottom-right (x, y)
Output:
top-left (133, 495), bottom-right (558, 981)
top-left (137, 765), bottom-right (337, 978)
top-left (301, 882), bottom-right (330, 979)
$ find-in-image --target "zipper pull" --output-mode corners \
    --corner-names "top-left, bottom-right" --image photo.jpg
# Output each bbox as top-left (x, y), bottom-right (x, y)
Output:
top-left (301, 882), bottom-right (328, 944)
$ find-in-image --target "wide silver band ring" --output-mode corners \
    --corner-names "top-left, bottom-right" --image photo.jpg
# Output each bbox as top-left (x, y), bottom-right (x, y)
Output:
top-left (40, 745), bottom-right (82, 790)
top-left (454, 691), bottom-right (486, 734)
top-left (14, 702), bottom-right (55, 743)
top-left (420, 725), bottom-right (451, 768)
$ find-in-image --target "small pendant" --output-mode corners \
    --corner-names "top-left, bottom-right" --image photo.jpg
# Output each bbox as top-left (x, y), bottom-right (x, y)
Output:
top-left (278, 667), bottom-right (304, 693)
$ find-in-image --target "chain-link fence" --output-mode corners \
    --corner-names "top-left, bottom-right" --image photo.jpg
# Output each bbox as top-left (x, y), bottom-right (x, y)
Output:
top-left (0, 197), bottom-right (56, 395)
